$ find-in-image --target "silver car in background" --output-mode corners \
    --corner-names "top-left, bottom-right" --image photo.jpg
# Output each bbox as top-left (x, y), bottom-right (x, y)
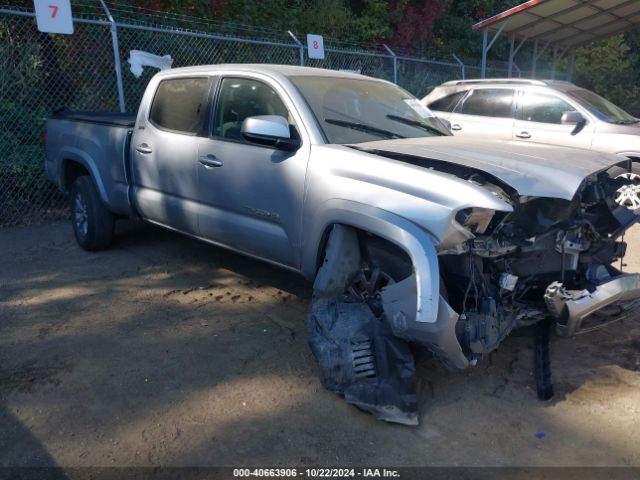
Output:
top-left (422, 79), bottom-right (640, 209)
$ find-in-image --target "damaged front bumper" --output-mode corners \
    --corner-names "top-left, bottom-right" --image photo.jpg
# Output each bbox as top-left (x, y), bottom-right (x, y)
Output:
top-left (545, 273), bottom-right (640, 336)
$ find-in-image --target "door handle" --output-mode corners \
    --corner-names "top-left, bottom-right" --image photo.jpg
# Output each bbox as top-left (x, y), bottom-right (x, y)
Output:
top-left (516, 131), bottom-right (531, 139)
top-left (136, 143), bottom-right (153, 154)
top-left (450, 124), bottom-right (462, 131)
top-left (198, 155), bottom-right (223, 169)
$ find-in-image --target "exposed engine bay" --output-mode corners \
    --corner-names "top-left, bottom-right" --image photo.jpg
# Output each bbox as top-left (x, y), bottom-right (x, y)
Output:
top-left (308, 154), bottom-right (640, 426)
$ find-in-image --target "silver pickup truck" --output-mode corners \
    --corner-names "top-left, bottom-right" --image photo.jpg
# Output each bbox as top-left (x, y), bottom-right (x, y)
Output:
top-left (45, 64), bottom-right (640, 425)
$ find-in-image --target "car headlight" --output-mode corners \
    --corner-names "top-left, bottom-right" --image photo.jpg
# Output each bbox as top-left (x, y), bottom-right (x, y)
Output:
top-left (455, 207), bottom-right (496, 235)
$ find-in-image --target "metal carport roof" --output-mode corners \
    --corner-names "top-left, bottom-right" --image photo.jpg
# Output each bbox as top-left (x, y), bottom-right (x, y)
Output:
top-left (471, 0), bottom-right (640, 78)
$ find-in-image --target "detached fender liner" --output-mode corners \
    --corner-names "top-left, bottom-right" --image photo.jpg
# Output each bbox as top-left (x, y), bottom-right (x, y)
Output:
top-left (307, 224), bottom-right (468, 425)
top-left (308, 224), bottom-right (419, 425)
top-left (308, 299), bottom-right (418, 425)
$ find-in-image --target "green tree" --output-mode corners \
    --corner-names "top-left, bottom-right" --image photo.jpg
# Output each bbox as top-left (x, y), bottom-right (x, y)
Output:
top-left (573, 35), bottom-right (640, 116)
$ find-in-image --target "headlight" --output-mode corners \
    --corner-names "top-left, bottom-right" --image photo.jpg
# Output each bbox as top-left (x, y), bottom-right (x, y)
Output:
top-left (455, 207), bottom-right (495, 235)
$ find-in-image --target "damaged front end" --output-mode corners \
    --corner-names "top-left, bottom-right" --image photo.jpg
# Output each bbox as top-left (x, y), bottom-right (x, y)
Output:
top-left (308, 161), bottom-right (640, 426)
top-left (438, 167), bottom-right (639, 345)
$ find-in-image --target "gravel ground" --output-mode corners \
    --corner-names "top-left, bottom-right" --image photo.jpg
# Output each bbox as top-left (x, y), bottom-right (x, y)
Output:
top-left (0, 221), bottom-right (639, 467)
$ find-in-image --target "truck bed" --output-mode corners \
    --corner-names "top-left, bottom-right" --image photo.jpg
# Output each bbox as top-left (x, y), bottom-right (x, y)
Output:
top-left (45, 111), bottom-right (135, 216)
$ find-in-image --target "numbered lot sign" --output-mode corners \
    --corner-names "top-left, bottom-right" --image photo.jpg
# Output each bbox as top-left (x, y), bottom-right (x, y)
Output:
top-left (34, 0), bottom-right (74, 34)
top-left (307, 34), bottom-right (325, 60)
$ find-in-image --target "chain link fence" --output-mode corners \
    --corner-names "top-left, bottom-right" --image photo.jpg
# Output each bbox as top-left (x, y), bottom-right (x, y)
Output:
top-left (0, 3), bottom-right (562, 227)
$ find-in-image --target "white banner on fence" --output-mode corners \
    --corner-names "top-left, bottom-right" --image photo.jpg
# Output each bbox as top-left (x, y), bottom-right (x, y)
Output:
top-left (128, 50), bottom-right (174, 78)
top-left (307, 34), bottom-right (325, 59)
top-left (33, 0), bottom-right (74, 34)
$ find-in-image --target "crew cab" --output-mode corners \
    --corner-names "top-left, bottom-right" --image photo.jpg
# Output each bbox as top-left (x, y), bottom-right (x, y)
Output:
top-left (45, 65), bottom-right (640, 425)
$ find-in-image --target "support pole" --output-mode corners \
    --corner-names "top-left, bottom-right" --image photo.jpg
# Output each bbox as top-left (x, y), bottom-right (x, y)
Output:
top-left (383, 44), bottom-right (398, 84)
top-left (452, 54), bottom-right (465, 80)
top-left (481, 28), bottom-right (488, 78)
top-left (532, 40), bottom-right (552, 79)
top-left (508, 34), bottom-right (515, 78)
top-left (287, 31), bottom-right (304, 66)
top-left (551, 46), bottom-right (558, 80)
top-left (99, 0), bottom-right (125, 113)
top-left (480, 20), bottom-right (509, 79)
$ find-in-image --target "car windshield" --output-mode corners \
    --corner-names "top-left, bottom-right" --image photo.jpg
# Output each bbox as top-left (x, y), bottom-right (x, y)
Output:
top-left (568, 89), bottom-right (638, 124)
top-left (289, 75), bottom-right (449, 144)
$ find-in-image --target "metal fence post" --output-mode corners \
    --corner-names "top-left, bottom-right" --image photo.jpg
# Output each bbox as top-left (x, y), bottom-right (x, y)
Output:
top-left (382, 44), bottom-right (397, 84)
top-left (287, 31), bottom-right (304, 66)
top-left (452, 54), bottom-right (465, 79)
top-left (99, 0), bottom-right (126, 112)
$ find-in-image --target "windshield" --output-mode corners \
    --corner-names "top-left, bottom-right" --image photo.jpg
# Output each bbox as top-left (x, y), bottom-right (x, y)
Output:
top-left (568, 89), bottom-right (638, 124)
top-left (289, 75), bottom-right (449, 144)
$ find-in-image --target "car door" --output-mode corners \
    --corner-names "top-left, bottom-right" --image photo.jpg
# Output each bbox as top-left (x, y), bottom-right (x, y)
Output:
top-left (512, 89), bottom-right (594, 149)
top-left (132, 76), bottom-right (213, 234)
top-left (195, 76), bottom-right (308, 269)
top-left (447, 87), bottom-right (516, 139)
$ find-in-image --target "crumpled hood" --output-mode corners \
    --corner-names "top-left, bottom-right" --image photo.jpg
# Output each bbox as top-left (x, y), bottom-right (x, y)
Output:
top-left (353, 137), bottom-right (626, 200)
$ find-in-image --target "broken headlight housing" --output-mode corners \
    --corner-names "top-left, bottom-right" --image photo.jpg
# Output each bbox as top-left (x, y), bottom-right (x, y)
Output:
top-left (455, 207), bottom-right (496, 235)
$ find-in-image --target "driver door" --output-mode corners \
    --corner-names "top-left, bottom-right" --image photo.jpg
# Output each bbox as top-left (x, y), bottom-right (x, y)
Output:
top-left (195, 76), bottom-right (308, 268)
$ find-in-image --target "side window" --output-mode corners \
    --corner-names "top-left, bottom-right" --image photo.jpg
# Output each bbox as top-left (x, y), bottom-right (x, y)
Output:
top-left (459, 88), bottom-right (515, 118)
top-left (149, 77), bottom-right (211, 134)
top-left (521, 92), bottom-right (575, 124)
top-left (428, 91), bottom-right (467, 112)
top-left (214, 77), bottom-right (291, 142)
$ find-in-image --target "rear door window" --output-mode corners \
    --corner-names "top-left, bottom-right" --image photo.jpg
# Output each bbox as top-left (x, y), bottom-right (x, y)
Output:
top-left (458, 88), bottom-right (515, 118)
top-left (149, 77), bottom-right (211, 135)
top-left (428, 91), bottom-right (467, 112)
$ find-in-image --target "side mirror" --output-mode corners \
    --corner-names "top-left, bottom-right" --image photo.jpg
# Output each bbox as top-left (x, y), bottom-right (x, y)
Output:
top-left (561, 110), bottom-right (586, 135)
top-left (561, 111), bottom-right (584, 125)
top-left (241, 115), bottom-right (301, 151)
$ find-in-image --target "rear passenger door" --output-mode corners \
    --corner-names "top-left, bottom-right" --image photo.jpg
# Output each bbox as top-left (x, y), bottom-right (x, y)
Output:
top-left (132, 76), bottom-right (213, 234)
top-left (447, 88), bottom-right (516, 139)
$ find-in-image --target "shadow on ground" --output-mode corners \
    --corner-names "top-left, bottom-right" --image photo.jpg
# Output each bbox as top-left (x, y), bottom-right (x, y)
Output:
top-left (0, 221), bottom-right (639, 467)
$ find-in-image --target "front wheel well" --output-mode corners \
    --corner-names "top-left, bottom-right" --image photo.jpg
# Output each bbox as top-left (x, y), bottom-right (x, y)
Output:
top-left (315, 224), bottom-right (413, 282)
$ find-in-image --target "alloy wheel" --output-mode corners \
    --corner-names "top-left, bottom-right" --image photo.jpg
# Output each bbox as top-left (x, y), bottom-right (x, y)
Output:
top-left (615, 172), bottom-right (640, 211)
top-left (74, 192), bottom-right (89, 239)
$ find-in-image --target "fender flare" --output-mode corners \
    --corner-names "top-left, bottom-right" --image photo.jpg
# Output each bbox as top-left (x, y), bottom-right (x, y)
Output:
top-left (57, 147), bottom-right (109, 205)
top-left (302, 199), bottom-right (441, 324)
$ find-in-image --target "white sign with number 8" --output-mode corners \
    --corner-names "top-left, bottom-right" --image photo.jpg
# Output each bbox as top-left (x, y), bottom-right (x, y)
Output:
top-left (307, 34), bottom-right (325, 60)
top-left (34, 0), bottom-right (74, 35)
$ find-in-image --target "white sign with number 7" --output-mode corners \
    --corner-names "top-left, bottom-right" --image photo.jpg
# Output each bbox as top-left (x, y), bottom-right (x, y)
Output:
top-left (307, 34), bottom-right (325, 60)
top-left (34, 0), bottom-right (74, 34)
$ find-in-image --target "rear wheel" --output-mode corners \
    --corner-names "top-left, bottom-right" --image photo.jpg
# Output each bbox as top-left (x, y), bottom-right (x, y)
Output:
top-left (69, 176), bottom-right (114, 251)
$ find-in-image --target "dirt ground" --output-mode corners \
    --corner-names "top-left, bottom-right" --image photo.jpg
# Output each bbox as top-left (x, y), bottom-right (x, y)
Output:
top-left (1, 220), bottom-right (639, 468)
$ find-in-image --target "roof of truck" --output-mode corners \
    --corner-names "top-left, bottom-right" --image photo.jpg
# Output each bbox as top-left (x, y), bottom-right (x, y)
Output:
top-left (156, 64), bottom-right (376, 81)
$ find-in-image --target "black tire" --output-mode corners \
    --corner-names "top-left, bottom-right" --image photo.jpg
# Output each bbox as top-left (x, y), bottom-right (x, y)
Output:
top-left (69, 176), bottom-right (115, 251)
